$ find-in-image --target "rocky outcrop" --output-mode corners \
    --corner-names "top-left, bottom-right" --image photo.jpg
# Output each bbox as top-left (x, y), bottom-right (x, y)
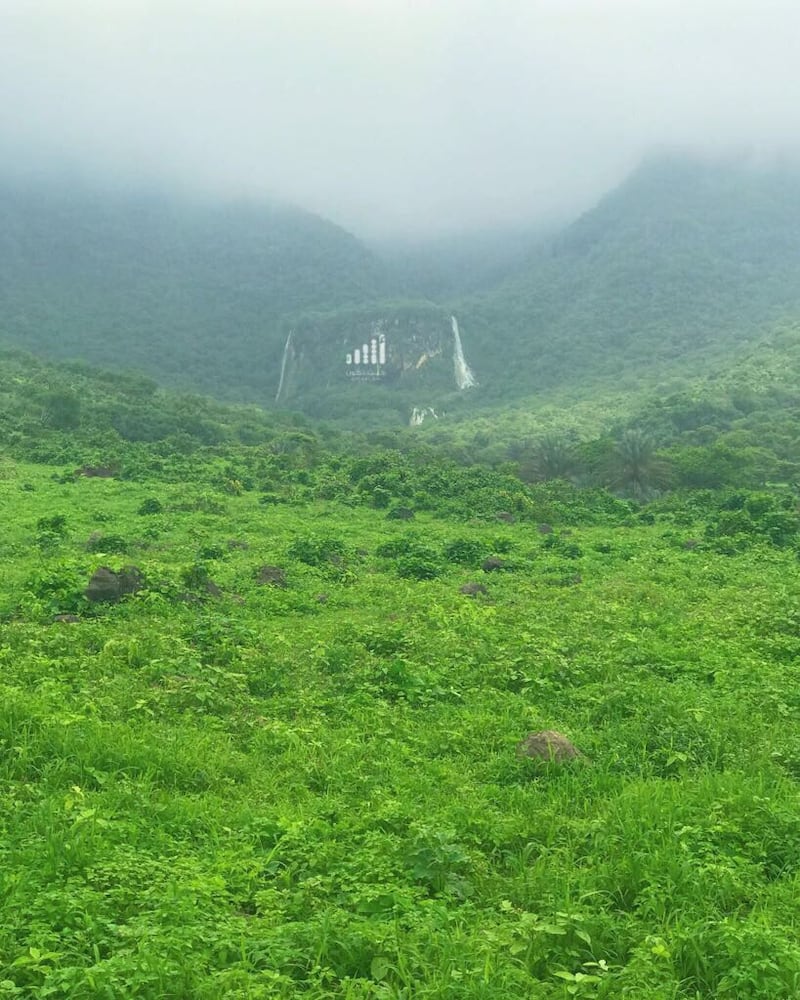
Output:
top-left (256, 565), bottom-right (287, 587)
top-left (85, 566), bottom-right (144, 603)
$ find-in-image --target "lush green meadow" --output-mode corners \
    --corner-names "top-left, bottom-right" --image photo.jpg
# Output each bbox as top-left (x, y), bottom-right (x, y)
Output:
top-left (2, 447), bottom-right (800, 998)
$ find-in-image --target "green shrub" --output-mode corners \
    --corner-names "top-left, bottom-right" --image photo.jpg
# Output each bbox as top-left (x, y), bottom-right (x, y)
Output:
top-left (36, 514), bottom-right (68, 536)
top-left (138, 497), bottom-right (163, 515)
top-left (85, 533), bottom-right (129, 554)
top-left (198, 543), bottom-right (226, 560)
top-left (180, 563), bottom-right (212, 590)
top-left (442, 537), bottom-right (489, 566)
top-left (396, 554), bottom-right (441, 580)
top-left (376, 538), bottom-right (406, 558)
top-left (287, 534), bottom-right (347, 567)
top-left (22, 564), bottom-right (85, 616)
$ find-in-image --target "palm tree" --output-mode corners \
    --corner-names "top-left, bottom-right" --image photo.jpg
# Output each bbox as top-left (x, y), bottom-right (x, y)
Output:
top-left (607, 429), bottom-right (672, 500)
top-left (531, 433), bottom-right (575, 482)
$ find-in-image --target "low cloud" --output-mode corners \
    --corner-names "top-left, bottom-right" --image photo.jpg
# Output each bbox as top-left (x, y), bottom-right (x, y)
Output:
top-left (2, 0), bottom-right (798, 235)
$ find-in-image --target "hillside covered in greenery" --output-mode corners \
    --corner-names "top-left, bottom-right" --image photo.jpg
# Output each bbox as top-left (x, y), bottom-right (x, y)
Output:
top-left (3, 348), bottom-right (800, 996)
top-left (5, 157), bottom-right (800, 427)
top-left (458, 156), bottom-right (800, 405)
top-left (0, 176), bottom-right (392, 403)
top-left (4, 323), bottom-right (800, 502)
top-left (4, 149), bottom-right (800, 996)
top-left (0, 344), bottom-right (800, 1000)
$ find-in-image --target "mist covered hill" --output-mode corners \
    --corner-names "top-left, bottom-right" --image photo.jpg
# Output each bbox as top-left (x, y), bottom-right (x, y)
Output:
top-left (0, 177), bottom-right (392, 401)
top-left (458, 156), bottom-right (800, 401)
top-left (3, 157), bottom-right (800, 424)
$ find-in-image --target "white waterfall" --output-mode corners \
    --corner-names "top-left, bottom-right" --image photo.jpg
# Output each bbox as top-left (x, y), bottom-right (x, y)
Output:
top-left (451, 315), bottom-right (477, 390)
top-left (410, 406), bottom-right (438, 426)
top-left (275, 330), bottom-right (292, 403)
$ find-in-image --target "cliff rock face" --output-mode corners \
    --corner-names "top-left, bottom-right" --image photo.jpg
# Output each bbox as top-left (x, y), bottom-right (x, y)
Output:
top-left (274, 307), bottom-right (478, 406)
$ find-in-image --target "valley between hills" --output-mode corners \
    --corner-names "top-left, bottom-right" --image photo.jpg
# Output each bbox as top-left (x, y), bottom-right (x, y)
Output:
top-left (3, 156), bottom-right (800, 997)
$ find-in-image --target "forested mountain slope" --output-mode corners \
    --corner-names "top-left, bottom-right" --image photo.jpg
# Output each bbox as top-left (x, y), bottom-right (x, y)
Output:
top-left (3, 158), bottom-right (800, 425)
top-left (0, 177), bottom-right (391, 401)
top-left (460, 157), bottom-right (800, 401)
top-left (372, 225), bottom-right (549, 300)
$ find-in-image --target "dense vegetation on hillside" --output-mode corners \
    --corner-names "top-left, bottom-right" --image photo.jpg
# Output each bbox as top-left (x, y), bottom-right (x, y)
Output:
top-left (458, 157), bottom-right (800, 403)
top-left (0, 177), bottom-right (393, 402)
top-left (5, 157), bottom-right (800, 426)
top-left (4, 326), bottom-right (800, 500)
top-left (416, 320), bottom-right (800, 490)
top-left (373, 226), bottom-right (548, 300)
top-left (3, 349), bottom-right (800, 996)
top-left (4, 154), bottom-right (800, 995)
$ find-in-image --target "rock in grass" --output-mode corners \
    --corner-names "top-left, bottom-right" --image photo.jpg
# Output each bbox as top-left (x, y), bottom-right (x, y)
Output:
top-left (516, 730), bottom-right (580, 763)
top-left (386, 506), bottom-right (415, 521)
top-left (85, 566), bottom-right (144, 603)
top-left (460, 582), bottom-right (488, 597)
top-left (482, 557), bottom-right (506, 572)
top-left (256, 565), bottom-right (287, 587)
top-left (74, 465), bottom-right (116, 479)
top-left (84, 531), bottom-right (104, 550)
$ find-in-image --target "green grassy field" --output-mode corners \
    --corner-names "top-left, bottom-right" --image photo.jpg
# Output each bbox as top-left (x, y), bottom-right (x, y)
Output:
top-left (2, 454), bottom-right (800, 998)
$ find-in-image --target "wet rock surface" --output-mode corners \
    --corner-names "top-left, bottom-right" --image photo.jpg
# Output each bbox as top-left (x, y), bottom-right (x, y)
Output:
top-left (516, 730), bottom-right (581, 763)
top-left (85, 566), bottom-right (144, 603)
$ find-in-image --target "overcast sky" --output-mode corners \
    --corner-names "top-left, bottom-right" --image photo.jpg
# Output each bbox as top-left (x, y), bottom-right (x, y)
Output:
top-left (1, 0), bottom-right (798, 237)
